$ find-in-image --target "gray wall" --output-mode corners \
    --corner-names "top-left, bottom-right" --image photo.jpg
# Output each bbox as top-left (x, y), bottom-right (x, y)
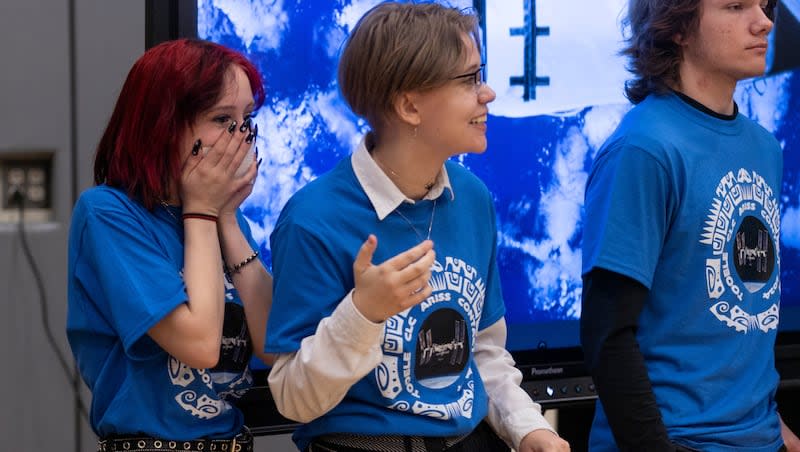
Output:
top-left (1, 1), bottom-right (142, 450)
top-left (0, 1), bottom-right (295, 450)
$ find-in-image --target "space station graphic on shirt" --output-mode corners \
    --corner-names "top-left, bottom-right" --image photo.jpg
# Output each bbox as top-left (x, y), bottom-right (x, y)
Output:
top-left (375, 256), bottom-right (485, 420)
top-left (700, 168), bottom-right (781, 333)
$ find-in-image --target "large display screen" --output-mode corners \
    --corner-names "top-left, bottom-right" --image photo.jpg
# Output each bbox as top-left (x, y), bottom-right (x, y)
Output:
top-left (197, 0), bottom-right (800, 357)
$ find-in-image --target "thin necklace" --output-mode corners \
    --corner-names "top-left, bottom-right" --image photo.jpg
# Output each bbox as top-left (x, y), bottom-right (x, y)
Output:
top-left (393, 198), bottom-right (437, 242)
top-left (159, 199), bottom-right (180, 222)
top-left (374, 156), bottom-right (436, 191)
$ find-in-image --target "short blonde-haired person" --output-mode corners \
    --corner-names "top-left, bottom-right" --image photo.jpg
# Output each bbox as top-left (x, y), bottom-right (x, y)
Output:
top-left (265, 2), bottom-right (570, 452)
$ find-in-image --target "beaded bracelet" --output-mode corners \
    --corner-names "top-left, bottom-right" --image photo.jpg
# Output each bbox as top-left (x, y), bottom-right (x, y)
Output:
top-left (226, 250), bottom-right (260, 276)
top-left (182, 212), bottom-right (218, 222)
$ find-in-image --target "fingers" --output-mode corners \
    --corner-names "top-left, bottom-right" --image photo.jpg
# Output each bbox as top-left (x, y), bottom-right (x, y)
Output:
top-left (364, 240), bottom-right (434, 288)
top-left (401, 272), bottom-right (433, 300)
top-left (353, 235), bottom-right (377, 275)
top-left (385, 239), bottom-right (434, 271)
top-left (198, 121), bottom-right (248, 170)
top-left (382, 246), bottom-right (435, 309)
top-left (239, 146), bottom-right (259, 183)
top-left (232, 140), bottom-right (257, 180)
top-left (181, 139), bottom-right (204, 174)
top-left (218, 122), bottom-right (250, 171)
top-left (395, 247), bottom-right (435, 285)
top-left (202, 125), bottom-right (235, 166)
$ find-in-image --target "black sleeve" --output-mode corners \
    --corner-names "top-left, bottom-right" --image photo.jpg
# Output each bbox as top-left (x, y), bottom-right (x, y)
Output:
top-left (581, 267), bottom-right (676, 452)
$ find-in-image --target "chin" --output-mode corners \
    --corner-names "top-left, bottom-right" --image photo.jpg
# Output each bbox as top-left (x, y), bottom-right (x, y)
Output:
top-left (450, 136), bottom-right (488, 156)
top-left (463, 142), bottom-right (488, 155)
top-left (741, 62), bottom-right (767, 79)
top-left (463, 149), bottom-right (487, 157)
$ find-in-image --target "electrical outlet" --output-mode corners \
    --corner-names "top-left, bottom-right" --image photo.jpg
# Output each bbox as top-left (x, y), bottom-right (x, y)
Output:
top-left (0, 152), bottom-right (53, 223)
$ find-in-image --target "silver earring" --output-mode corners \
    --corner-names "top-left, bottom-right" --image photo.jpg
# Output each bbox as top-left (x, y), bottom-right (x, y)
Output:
top-left (412, 126), bottom-right (418, 138)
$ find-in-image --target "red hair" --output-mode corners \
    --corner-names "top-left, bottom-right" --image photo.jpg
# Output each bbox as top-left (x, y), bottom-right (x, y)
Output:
top-left (93, 39), bottom-right (265, 208)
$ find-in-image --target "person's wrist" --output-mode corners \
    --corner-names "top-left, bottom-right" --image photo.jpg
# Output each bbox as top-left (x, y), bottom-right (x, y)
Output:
top-left (181, 203), bottom-right (219, 217)
top-left (182, 212), bottom-right (218, 222)
top-left (352, 289), bottom-right (384, 324)
top-left (216, 210), bottom-right (239, 225)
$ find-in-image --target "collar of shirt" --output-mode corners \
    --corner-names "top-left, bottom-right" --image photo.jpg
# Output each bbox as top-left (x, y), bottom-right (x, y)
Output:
top-left (351, 136), bottom-right (455, 221)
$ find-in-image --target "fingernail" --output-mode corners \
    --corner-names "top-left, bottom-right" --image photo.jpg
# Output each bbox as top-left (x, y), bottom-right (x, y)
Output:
top-left (228, 120), bottom-right (238, 134)
top-left (253, 124), bottom-right (258, 140)
top-left (191, 139), bottom-right (201, 156)
top-left (239, 118), bottom-right (251, 133)
top-left (245, 132), bottom-right (254, 144)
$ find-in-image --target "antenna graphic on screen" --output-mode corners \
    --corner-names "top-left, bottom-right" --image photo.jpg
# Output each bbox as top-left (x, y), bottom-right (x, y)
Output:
top-left (509, 0), bottom-right (550, 100)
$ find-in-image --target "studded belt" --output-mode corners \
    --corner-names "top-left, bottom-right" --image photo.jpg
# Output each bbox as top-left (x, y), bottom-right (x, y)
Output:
top-left (97, 427), bottom-right (253, 452)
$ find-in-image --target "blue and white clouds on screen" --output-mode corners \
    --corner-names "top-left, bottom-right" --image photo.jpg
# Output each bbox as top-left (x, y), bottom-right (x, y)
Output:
top-left (199, 0), bottom-right (800, 331)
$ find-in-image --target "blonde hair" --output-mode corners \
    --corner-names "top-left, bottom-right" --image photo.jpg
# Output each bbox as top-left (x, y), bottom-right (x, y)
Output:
top-left (338, 2), bottom-right (480, 131)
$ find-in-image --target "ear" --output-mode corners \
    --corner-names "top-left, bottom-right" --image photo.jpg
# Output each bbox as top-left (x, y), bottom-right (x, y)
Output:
top-left (392, 91), bottom-right (422, 128)
top-left (673, 32), bottom-right (686, 46)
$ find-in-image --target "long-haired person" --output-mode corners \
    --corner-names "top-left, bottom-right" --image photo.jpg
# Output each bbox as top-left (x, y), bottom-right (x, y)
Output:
top-left (265, 3), bottom-right (570, 452)
top-left (581, 0), bottom-right (800, 450)
top-left (67, 38), bottom-right (273, 452)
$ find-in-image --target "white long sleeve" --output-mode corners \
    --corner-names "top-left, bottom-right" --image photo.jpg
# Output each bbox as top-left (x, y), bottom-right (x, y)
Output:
top-left (267, 290), bottom-right (384, 423)
top-left (474, 318), bottom-right (557, 450)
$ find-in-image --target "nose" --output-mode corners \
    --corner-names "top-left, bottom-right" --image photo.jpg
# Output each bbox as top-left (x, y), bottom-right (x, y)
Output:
top-left (753, 5), bottom-right (774, 35)
top-left (478, 83), bottom-right (496, 104)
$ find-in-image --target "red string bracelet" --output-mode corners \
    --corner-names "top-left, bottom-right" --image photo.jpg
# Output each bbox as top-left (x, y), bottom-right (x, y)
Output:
top-left (182, 212), bottom-right (218, 222)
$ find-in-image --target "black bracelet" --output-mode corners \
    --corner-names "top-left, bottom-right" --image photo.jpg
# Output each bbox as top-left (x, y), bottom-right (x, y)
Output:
top-left (226, 250), bottom-right (259, 276)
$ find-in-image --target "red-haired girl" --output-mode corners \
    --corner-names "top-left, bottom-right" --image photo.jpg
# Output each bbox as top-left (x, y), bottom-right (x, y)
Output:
top-left (67, 39), bottom-right (272, 452)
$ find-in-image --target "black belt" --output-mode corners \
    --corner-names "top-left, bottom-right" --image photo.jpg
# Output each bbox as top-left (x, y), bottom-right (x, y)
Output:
top-left (310, 432), bottom-right (466, 452)
top-left (98, 427), bottom-right (253, 452)
top-left (307, 420), bottom-right (509, 452)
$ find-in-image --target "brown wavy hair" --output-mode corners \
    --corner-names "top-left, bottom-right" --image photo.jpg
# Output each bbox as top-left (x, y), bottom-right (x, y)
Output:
top-left (620, 0), bottom-right (702, 104)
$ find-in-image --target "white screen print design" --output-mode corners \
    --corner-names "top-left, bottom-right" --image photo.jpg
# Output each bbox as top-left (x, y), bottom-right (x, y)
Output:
top-left (701, 168), bottom-right (781, 333)
top-left (169, 357), bottom-right (229, 419)
top-left (166, 268), bottom-right (251, 418)
top-left (376, 256), bottom-right (486, 419)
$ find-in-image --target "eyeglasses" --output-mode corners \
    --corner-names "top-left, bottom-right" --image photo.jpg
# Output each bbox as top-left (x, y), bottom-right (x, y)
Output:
top-left (451, 64), bottom-right (485, 86)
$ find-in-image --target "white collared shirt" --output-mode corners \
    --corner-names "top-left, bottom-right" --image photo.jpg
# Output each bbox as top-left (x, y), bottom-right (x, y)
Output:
top-left (350, 137), bottom-right (453, 220)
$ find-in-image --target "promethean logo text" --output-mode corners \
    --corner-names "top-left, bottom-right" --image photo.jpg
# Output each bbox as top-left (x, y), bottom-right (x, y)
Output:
top-left (532, 367), bottom-right (564, 376)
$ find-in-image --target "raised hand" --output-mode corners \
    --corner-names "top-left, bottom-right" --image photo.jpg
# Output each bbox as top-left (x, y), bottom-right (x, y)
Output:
top-left (218, 124), bottom-right (259, 220)
top-left (180, 121), bottom-right (253, 216)
top-left (352, 235), bottom-right (436, 323)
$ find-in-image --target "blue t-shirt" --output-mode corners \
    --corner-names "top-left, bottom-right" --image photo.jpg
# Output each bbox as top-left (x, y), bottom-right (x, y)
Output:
top-left (266, 158), bottom-right (506, 450)
top-left (67, 185), bottom-right (258, 440)
top-left (583, 93), bottom-right (783, 451)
